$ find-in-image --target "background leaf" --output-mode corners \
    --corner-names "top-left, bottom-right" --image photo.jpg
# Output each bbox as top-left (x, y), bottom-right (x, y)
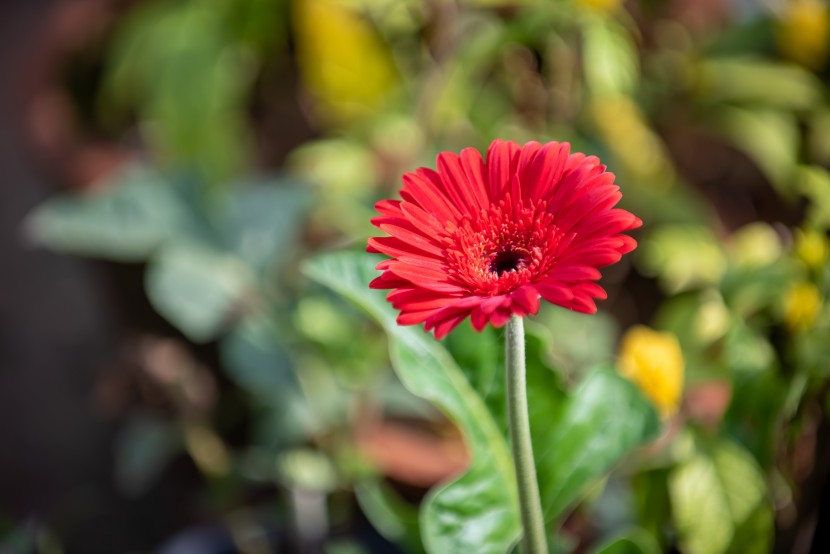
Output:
top-left (146, 243), bottom-right (254, 342)
top-left (219, 314), bottom-right (295, 394)
top-left (583, 18), bottom-right (639, 98)
top-left (217, 178), bottom-right (310, 274)
top-left (114, 413), bottom-right (181, 497)
top-left (354, 477), bottom-right (425, 554)
top-left (592, 528), bottom-right (661, 554)
top-left (669, 437), bottom-right (773, 554)
top-left (26, 167), bottom-right (187, 261)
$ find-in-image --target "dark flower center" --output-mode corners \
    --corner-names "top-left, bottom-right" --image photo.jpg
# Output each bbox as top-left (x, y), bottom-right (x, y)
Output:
top-left (489, 248), bottom-right (529, 276)
top-left (441, 199), bottom-right (564, 295)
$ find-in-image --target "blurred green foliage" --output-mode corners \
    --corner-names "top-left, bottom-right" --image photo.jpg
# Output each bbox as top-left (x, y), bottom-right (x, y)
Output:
top-left (19, 0), bottom-right (830, 552)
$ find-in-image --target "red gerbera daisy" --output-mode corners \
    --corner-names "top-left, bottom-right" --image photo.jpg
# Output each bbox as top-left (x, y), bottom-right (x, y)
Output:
top-left (367, 139), bottom-right (641, 339)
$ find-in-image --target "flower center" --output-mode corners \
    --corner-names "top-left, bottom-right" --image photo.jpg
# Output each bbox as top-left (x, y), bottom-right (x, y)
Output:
top-left (489, 248), bottom-right (530, 276)
top-left (440, 198), bottom-right (564, 295)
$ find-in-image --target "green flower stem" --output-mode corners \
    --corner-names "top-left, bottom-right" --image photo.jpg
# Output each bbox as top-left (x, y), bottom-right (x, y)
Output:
top-left (505, 315), bottom-right (548, 554)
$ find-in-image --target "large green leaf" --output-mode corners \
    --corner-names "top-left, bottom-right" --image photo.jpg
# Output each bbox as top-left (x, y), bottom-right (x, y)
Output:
top-left (146, 242), bottom-right (254, 342)
top-left (303, 252), bottom-right (520, 554)
top-left (217, 178), bottom-right (310, 274)
top-left (26, 166), bottom-right (188, 261)
top-left (669, 438), bottom-right (773, 554)
top-left (538, 368), bottom-right (660, 520)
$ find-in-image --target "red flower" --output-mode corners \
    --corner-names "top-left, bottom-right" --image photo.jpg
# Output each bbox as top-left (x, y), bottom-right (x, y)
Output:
top-left (367, 139), bottom-right (641, 339)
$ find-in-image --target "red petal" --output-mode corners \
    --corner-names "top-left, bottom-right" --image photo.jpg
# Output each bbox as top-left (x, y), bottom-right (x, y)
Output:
top-left (460, 147), bottom-right (490, 208)
top-left (511, 286), bottom-right (541, 315)
top-left (485, 139), bottom-right (521, 199)
top-left (488, 309), bottom-right (512, 327)
top-left (378, 223), bottom-right (444, 257)
top-left (526, 142), bottom-right (570, 200)
top-left (536, 282), bottom-right (574, 305)
top-left (546, 266), bottom-right (602, 281)
top-left (368, 236), bottom-right (443, 259)
top-left (400, 172), bottom-right (460, 224)
top-left (437, 152), bottom-right (482, 214)
top-left (374, 199), bottom-right (404, 217)
top-left (514, 141), bottom-right (542, 202)
top-left (400, 202), bottom-right (444, 237)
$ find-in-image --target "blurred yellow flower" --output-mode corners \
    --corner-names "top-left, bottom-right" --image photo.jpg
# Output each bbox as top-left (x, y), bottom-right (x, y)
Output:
top-left (777, 0), bottom-right (830, 70)
top-left (784, 282), bottom-right (823, 332)
top-left (576, 0), bottom-right (621, 13)
top-left (293, 0), bottom-right (398, 125)
top-left (618, 326), bottom-right (684, 418)
top-left (794, 229), bottom-right (830, 270)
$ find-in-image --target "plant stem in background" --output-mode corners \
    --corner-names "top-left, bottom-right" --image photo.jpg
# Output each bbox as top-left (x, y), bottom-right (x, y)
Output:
top-left (505, 315), bottom-right (548, 554)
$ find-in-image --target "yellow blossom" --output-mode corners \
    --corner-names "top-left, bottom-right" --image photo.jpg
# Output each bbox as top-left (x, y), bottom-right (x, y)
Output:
top-left (576, 0), bottom-right (622, 14)
top-left (777, 0), bottom-right (830, 70)
top-left (293, 0), bottom-right (398, 125)
top-left (618, 326), bottom-right (685, 418)
top-left (784, 282), bottom-right (823, 332)
top-left (794, 229), bottom-right (830, 270)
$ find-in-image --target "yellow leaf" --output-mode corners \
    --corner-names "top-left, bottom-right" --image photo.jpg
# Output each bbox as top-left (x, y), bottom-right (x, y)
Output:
top-left (293, 0), bottom-right (398, 126)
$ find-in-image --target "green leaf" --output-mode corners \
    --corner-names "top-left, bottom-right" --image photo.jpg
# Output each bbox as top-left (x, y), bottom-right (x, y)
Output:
top-left (146, 242), bottom-right (254, 342)
top-left (632, 469), bottom-right (673, 551)
top-left (445, 320), bottom-right (569, 449)
top-left (218, 178), bottom-right (310, 274)
top-left (697, 57), bottom-right (820, 110)
top-left (354, 477), bottom-right (425, 554)
top-left (583, 18), bottom-right (639, 98)
top-left (592, 528), bottom-right (661, 554)
top-left (638, 225), bottom-right (727, 294)
top-left (303, 251), bottom-right (520, 554)
top-left (712, 107), bottom-right (798, 190)
top-left (723, 322), bottom-right (775, 374)
top-left (796, 165), bottom-right (830, 228)
top-left (669, 438), bottom-right (773, 554)
top-left (443, 322), bottom-right (501, 403)
top-left (724, 369), bottom-right (786, 468)
top-left (114, 413), bottom-right (181, 496)
top-left (102, 1), bottom-right (253, 183)
top-left (539, 368), bottom-right (660, 520)
top-left (524, 321), bottom-right (569, 455)
top-left (219, 315), bottom-right (296, 395)
top-left (26, 166), bottom-right (187, 261)
top-left (305, 251), bottom-right (661, 549)
top-left (533, 306), bottom-right (618, 380)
